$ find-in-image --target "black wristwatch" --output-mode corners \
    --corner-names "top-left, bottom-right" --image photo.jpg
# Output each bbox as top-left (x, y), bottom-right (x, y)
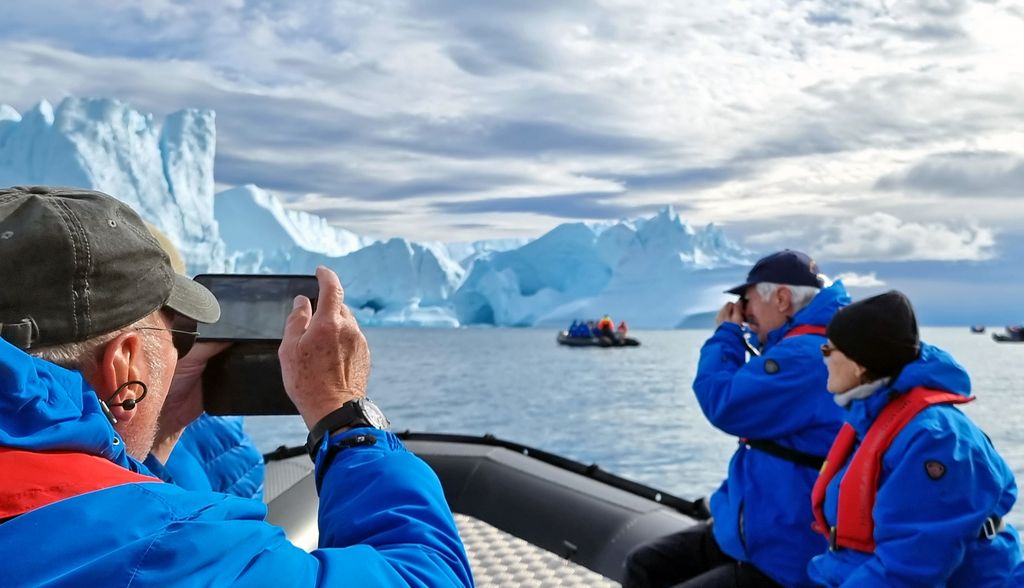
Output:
top-left (306, 398), bottom-right (390, 461)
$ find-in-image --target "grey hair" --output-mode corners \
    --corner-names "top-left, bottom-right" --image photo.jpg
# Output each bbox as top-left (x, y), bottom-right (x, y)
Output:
top-left (755, 282), bottom-right (821, 314)
top-left (30, 313), bottom-right (167, 379)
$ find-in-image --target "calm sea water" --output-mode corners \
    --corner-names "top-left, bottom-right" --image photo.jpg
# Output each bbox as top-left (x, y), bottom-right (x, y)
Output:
top-left (246, 327), bottom-right (1024, 528)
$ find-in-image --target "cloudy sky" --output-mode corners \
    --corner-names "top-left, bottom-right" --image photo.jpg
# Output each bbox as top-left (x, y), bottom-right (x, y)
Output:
top-left (1, 0), bottom-right (1022, 262)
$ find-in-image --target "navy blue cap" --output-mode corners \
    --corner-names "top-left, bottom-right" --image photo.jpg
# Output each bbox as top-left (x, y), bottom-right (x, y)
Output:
top-left (726, 249), bottom-right (825, 295)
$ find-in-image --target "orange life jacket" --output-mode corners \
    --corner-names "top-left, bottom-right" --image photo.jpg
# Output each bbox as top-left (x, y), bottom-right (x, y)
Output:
top-left (0, 447), bottom-right (160, 519)
top-left (810, 386), bottom-right (973, 552)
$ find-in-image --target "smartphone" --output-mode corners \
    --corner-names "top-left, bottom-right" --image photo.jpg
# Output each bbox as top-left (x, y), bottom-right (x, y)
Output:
top-left (193, 274), bottom-right (318, 342)
top-left (194, 274), bottom-right (318, 415)
top-left (203, 342), bottom-right (298, 415)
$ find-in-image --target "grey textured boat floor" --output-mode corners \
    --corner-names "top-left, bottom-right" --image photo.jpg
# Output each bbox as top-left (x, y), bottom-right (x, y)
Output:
top-left (454, 513), bottom-right (618, 587)
top-left (265, 457), bottom-right (619, 586)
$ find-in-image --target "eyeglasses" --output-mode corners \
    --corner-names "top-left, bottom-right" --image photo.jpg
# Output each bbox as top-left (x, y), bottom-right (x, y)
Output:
top-left (820, 343), bottom-right (837, 358)
top-left (137, 314), bottom-right (199, 358)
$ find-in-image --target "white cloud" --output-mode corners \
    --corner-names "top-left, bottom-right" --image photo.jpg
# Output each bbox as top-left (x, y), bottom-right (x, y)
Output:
top-left (0, 1), bottom-right (1022, 243)
top-left (816, 212), bottom-right (995, 261)
top-left (833, 271), bottom-right (885, 288)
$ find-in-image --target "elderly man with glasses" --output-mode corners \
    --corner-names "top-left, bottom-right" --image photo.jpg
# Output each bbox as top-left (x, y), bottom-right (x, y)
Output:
top-left (0, 186), bottom-right (473, 587)
top-left (625, 250), bottom-right (851, 588)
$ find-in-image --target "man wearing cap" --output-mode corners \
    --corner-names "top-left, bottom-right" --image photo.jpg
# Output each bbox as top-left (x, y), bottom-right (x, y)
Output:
top-left (624, 250), bottom-right (850, 588)
top-left (0, 186), bottom-right (473, 586)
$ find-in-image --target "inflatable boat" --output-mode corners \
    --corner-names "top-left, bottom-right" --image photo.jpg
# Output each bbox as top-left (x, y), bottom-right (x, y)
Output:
top-left (992, 326), bottom-right (1024, 342)
top-left (263, 432), bottom-right (705, 585)
top-left (557, 331), bottom-right (641, 348)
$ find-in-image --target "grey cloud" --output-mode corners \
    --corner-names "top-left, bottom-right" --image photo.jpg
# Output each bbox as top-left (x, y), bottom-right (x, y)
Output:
top-left (448, 222), bottom-right (493, 229)
top-left (432, 192), bottom-right (668, 219)
top-left (446, 26), bottom-right (552, 76)
top-left (371, 173), bottom-right (528, 201)
top-left (902, 0), bottom-right (972, 18)
top-left (214, 153), bottom-right (370, 195)
top-left (874, 151), bottom-right (1024, 197)
top-left (592, 166), bottom-right (749, 192)
top-left (734, 71), bottom-right (1014, 162)
top-left (875, 21), bottom-right (966, 41)
top-left (805, 12), bottom-right (854, 26)
top-left (383, 117), bottom-right (665, 159)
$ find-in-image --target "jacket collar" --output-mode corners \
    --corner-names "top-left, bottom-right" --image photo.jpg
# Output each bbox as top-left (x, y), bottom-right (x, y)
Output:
top-left (763, 281), bottom-right (851, 351)
top-left (0, 338), bottom-right (144, 472)
top-left (843, 342), bottom-right (971, 436)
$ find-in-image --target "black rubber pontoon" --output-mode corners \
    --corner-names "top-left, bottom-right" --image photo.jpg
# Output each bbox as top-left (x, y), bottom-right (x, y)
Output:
top-left (263, 432), bottom-right (704, 583)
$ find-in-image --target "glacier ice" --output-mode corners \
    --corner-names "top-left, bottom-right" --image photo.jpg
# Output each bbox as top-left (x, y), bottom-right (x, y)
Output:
top-left (0, 97), bottom-right (751, 327)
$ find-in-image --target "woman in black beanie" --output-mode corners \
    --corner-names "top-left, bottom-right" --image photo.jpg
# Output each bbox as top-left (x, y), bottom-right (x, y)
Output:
top-left (807, 291), bottom-right (1022, 586)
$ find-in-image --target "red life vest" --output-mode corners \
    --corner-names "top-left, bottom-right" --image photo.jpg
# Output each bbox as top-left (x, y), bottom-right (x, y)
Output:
top-left (784, 324), bottom-right (827, 339)
top-left (811, 386), bottom-right (974, 552)
top-left (0, 447), bottom-right (160, 520)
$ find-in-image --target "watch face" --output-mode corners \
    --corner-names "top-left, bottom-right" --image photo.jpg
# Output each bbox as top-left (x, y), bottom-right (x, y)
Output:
top-left (359, 398), bottom-right (390, 430)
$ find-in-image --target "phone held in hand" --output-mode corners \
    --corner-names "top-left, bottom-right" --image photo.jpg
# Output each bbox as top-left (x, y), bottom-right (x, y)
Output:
top-left (194, 274), bottom-right (318, 416)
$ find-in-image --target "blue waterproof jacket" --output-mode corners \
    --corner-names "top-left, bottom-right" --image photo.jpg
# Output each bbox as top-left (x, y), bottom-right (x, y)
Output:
top-left (0, 338), bottom-right (474, 587)
top-left (149, 413), bottom-right (265, 499)
top-left (807, 343), bottom-right (1022, 587)
top-left (693, 281), bottom-right (850, 587)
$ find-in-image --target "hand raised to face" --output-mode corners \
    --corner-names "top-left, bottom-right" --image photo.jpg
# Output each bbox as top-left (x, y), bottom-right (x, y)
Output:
top-left (715, 300), bottom-right (745, 327)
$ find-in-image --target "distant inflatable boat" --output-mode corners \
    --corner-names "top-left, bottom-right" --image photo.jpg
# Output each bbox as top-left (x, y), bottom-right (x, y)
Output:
top-left (557, 331), bottom-right (640, 347)
top-left (993, 326), bottom-right (1024, 342)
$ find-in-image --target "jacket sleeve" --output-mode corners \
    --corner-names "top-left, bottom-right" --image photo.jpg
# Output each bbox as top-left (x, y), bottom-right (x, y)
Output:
top-left (838, 413), bottom-right (1006, 587)
top-left (136, 429), bottom-right (474, 587)
top-left (693, 323), bottom-right (828, 438)
top-left (312, 429), bottom-right (475, 587)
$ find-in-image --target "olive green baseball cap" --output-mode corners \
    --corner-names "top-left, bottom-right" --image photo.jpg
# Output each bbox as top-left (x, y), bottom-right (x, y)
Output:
top-left (0, 186), bottom-right (220, 349)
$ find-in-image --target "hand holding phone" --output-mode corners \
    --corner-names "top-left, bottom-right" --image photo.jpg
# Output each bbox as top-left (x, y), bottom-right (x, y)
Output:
top-left (279, 266), bottom-right (370, 429)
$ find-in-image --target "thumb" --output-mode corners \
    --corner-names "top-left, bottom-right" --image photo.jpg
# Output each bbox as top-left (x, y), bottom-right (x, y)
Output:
top-left (283, 295), bottom-right (313, 341)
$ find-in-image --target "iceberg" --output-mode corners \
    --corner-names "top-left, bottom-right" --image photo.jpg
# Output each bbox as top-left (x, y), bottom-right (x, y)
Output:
top-left (0, 97), bottom-right (751, 327)
top-left (453, 208), bottom-right (751, 328)
top-left (0, 97), bottom-right (224, 271)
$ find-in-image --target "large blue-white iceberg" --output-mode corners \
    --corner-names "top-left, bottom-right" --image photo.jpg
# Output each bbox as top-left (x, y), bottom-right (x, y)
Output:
top-left (0, 97), bottom-right (750, 327)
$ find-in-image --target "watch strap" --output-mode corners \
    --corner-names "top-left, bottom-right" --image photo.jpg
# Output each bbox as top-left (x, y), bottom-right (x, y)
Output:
top-left (306, 401), bottom-right (373, 462)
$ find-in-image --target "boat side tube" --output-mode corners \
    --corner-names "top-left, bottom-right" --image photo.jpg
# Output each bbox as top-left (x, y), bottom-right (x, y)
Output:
top-left (396, 433), bottom-right (705, 582)
top-left (263, 432), bottom-right (705, 583)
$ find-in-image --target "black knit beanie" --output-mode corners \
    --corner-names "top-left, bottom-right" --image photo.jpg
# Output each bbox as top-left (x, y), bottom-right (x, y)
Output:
top-left (826, 290), bottom-right (920, 378)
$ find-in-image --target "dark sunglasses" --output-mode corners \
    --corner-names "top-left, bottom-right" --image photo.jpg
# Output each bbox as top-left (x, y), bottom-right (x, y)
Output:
top-left (137, 313), bottom-right (199, 358)
top-left (820, 343), bottom-right (836, 358)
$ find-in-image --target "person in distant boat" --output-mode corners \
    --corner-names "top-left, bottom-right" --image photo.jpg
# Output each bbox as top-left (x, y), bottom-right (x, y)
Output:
top-left (808, 291), bottom-right (1021, 586)
top-left (597, 314), bottom-right (615, 339)
top-left (587, 319), bottom-right (599, 337)
top-left (617, 320), bottom-right (629, 337)
top-left (624, 249), bottom-right (850, 588)
top-left (0, 186), bottom-right (473, 587)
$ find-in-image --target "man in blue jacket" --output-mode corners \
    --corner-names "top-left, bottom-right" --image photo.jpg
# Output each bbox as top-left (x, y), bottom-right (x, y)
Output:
top-left (624, 250), bottom-right (850, 588)
top-left (0, 186), bottom-right (473, 587)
